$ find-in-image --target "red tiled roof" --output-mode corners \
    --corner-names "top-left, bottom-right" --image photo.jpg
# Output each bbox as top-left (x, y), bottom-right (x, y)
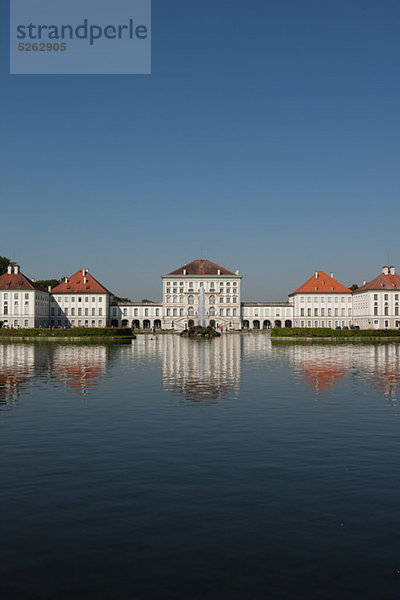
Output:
top-left (0, 271), bottom-right (48, 292)
top-left (356, 272), bottom-right (400, 292)
top-left (167, 259), bottom-right (236, 276)
top-left (290, 271), bottom-right (352, 295)
top-left (51, 269), bottom-right (113, 294)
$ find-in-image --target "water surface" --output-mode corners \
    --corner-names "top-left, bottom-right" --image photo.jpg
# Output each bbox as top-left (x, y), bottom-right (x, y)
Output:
top-left (1, 335), bottom-right (400, 599)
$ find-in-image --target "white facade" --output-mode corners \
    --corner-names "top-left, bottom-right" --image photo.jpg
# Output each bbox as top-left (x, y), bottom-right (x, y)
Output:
top-left (352, 266), bottom-right (400, 330)
top-left (161, 272), bottom-right (242, 331)
top-left (50, 269), bottom-right (113, 328)
top-left (50, 292), bottom-right (110, 328)
top-left (2, 262), bottom-right (400, 331)
top-left (0, 265), bottom-right (49, 329)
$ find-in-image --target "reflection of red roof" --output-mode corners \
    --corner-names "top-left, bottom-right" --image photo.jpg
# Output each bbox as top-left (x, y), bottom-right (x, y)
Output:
top-left (356, 272), bottom-right (400, 292)
top-left (54, 364), bottom-right (104, 394)
top-left (0, 271), bottom-right (47, 292)
top-left (301, 362), bottom-right (347, 392)
top-left (168, 259), bottom-right (236, 276)
top-left (290, 271), bottom-right (352, 295)
top-left (52, 269), bottom-right (112, 294)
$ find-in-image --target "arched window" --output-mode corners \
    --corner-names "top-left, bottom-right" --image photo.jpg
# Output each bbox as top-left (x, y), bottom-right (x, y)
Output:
top-left (188, 294), bottom-right (194, 304)
top-left (233, 296), bottom-right (237, 303)
top-left (179, 295), bottom-right (184, 304)
top-left (173, 295), bottom-right (177, 303)
top-left (188, 307), bottom-right (194, 316)
top-left (209, 307), bottom-right (215, 316)
top-left (4, 302), bottom-right (8, 315)
top-left (166, 295), bottom-right (170, 303)
top-left (209, 295), bottom-right (215, 304)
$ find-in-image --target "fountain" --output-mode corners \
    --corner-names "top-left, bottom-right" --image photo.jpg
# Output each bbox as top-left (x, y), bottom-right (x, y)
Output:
top-left (181, 285), bottom-right (220, 338)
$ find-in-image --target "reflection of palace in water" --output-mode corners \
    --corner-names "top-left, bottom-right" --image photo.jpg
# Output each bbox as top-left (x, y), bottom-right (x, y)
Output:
top-left (0, 344), bottom-right (36, 402)
top-left (131, 334), bottom-right (241, 402)
top-left (0, 343), bottom-right (110, 402)
top-left (2, 336), bottom-right (400, 404)
top-left (284, 342), bottom-right (400, 399)
top-left (51, 345), bottom-right (108, 395)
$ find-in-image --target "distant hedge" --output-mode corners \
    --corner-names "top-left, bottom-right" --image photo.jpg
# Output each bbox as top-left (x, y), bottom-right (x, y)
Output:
top-left (270, 327), bottom-right (400, 338)
top-left (0, 327), bottom-right (134, 338)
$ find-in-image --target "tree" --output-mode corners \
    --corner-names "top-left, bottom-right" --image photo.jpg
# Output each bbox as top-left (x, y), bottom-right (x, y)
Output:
top-left (0, 256), bottom-right (11, 276)
top-left (113, 296), bottom-right (132, 303)
top-left (350, 284), bottom-right (359, 291)
top-left (141, 299), bottom-right (153, 303)
top-left (36, 279), bottom-right (63, 289)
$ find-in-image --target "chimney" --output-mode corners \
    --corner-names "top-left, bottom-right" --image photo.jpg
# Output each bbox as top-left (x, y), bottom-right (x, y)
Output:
top-left (183, 269), bottom-right (186, 275)
top-left (315, 271), bottom-right (318, 279)
top-left (382, 266), bottom-right (389, 275)
top-left (363, 280), bottom-right (366, 286)
top-left (48, 285), bottom-right (51, 292)
top-left (84, 277), bottom-right (87, 284)
top-left (13, 265), bottom-right (19, 275)
top-left (82, 269), bottom-right (86, 276)
top-left (235, 269), bottom-right (239, 275)
top-left (7, 265), bottom-right (12, 275)
top-left (217, 269), bottom-right (221, 275)
top-left (65, 277), bottom-right (68, 283)
top-left (330, 272), bottom-right (334, 278)
top-left (390, 266), bottom-right (396, 275)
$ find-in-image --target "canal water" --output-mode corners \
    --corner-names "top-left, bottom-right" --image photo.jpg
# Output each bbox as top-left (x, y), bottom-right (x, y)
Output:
top-left (1, 335), bottom-right (400, 599)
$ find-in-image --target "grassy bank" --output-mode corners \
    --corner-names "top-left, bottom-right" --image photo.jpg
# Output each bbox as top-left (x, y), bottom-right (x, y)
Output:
top-left (0, 327), bottom-right (135, 339)
top-left (270, 327), bottom-right (400, 338)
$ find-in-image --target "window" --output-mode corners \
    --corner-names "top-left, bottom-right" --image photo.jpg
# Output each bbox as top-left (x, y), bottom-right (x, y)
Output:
top-left (220, 309), bottom-right (224, 316)
top-left (99, 297), bottom-right (102, 302)
top-left (85, 308), bottom-right (89, 316)
top-left (188, 307), bottom-right (194, 316)
top-left (300, 308), bottom-right (304, 316)
top-left (167, 309), bottom-right (171, 316)
top-left (220, 297), bottom-right (224, 303)
top-left (78, 308), bottom-right (82, 316)
top-left (374, 294), bottom-right (378, 300)
top-left (71, 308), bottom-right (75, 316)
top-left (145, 308), bottom-right (148, 316)
top-left (334, 308), bottom-right (338, 316)
top-left (156, 308), bottom-right (159, 316)
top-left (233, 309), bottom-right (237, 316)
top-left (188, 295), bottom-right (194, 304)
top-left (173, 309), bottom-right (177, 316)
top-left (92, 308), bottom-right (95, 316)
top-left (92, 297), bottom-right (95, 302)
top-left (209, 295), bottom-right (215, 304)
top-left (226, 309), bottom-right (230, 316)
top-left (25, 293), bottom-right (29, 300)
top-left (321, 308), bottom-right (325, 316)
top-left (384, 294), bottom-right (388, 301)
top-left (209, 307), bottom-right (215, 316)
top-left (314, 309), bottom-right (318, 316)
top-left (384, 305), bottom-right (388, 316)
top-left (374, 305), bottom-right (378, 315)
top-left (134, 308), bottom-right (138, 316)
top-left (233, 296), bottom-right (237, 303)
top-left (307, 308), bottom-right (311, 316)
top-left (98, 308), bottom-right (102, 316)
top-left (180, 309), bottom-right (183, 316)
top-left (78, 297), bottom-right (82, 302)
top-left (85, 297), bottom-right (89, 302)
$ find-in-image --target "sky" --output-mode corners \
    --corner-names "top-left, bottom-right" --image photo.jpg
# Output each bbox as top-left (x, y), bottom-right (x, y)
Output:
top-left (1, 0), bottom-right (399, 301)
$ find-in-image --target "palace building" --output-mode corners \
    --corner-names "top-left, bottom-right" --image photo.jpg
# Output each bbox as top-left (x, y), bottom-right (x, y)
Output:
top-left (1, 260), bottom-right (399, 331)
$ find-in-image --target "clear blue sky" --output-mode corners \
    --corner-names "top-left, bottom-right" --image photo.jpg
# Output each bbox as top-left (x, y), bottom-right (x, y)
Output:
top-left (1, 0), bottom-right (399, 301)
